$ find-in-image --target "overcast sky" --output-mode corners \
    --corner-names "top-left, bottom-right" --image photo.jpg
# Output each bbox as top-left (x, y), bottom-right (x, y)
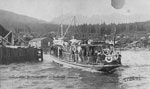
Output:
top-left (0, 0), bottom-right (150, 21)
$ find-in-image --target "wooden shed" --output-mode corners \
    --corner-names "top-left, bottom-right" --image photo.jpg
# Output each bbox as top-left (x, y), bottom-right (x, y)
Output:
top-left (29, 37), bottom-right (53, 52)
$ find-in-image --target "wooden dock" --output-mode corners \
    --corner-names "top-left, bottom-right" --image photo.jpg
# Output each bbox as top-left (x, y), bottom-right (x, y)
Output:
top-left (0, 46), bottom-right (43, 64)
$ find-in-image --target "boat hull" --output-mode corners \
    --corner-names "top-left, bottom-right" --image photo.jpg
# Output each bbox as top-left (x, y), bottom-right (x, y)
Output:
top-left (50, 55), bottom-right (121, 72)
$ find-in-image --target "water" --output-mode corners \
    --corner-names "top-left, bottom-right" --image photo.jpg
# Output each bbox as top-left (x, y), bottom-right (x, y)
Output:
top-left (0, 51), bottom-right (150, 89)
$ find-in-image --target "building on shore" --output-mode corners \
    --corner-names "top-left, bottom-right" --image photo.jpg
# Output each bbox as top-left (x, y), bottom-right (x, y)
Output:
top-left (29, 37), bottom-right (53, 53)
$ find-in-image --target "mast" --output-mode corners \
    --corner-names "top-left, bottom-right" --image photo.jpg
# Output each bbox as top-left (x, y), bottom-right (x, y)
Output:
top-left (61, 24), bottom-right (63, 37)
top-left (63, 16), bottom-right (75, 38)
top-left (60, 2), bottom-right (64, 38)
top-left (73, 16), bottom-right (76, 38)
top-left (113, 27), bottom-right (117, 48)
top-left (73, 16), bottom-right (76, 28)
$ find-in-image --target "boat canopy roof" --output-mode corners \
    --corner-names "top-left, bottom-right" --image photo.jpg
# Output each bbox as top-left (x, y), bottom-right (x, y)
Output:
top-left (81, 41), bottom-right (113, 46)
top-left (69, 38), bottom-right (81, 44)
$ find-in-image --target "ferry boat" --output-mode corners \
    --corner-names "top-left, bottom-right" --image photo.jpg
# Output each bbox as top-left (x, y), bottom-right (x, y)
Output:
top-left (50, 39), bottom-right (122, 72)
top-left (50, 16), bottom-right (122, 72)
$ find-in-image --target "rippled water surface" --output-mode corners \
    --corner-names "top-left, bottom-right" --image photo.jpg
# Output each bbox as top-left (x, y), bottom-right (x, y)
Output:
top-left (0, 51), bottom-right (150, 89)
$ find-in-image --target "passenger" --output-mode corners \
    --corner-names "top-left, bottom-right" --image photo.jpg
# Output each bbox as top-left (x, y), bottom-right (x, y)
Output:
top-left (77, 45), bottom-right (82, 62)
top-left (57, 47), bottom-right (60, 57)
top-left (117, 52), bottom-right (122, 64)
top-left (88, 49), bottom-right (94, 63)
top-left (59, 48), bottom-right (63, 58)
top-left (81, 47), bottom-right (86, 63)
top-left (72, 50), bottom-right (75, 62)
top-left (96, 51), bottom-right (101, 63)
top-left (70, 46), bottom-right (75, 62)
top-left (74, 44), bottom-right (78, 62)
top-left (101, 52), bottom-right (106, 62)
top-left (68, 42), bottom-right (72, 51)
top-left (55, 47), bottom-right (58, 57)
top-left (89, 49), bottom-right (93, 56)
top-left (91, 48), bottom-right (95, 56)
top-left (63, 41), bottom-right (68, 51)
top-left (75, 52), bottom-right (78, 62)
top-left (94, 49), bottom-right (98, 55)
top-left (50, 46), bottom-right (53, 54)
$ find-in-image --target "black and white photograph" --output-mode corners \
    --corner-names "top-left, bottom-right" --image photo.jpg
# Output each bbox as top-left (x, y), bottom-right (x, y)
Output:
top-left (0, 0), bottom-right (150, 89)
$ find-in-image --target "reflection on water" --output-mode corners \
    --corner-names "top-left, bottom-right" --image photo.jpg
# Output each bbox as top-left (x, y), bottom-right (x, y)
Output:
top-left (0, 51), bottom-right (150, 89)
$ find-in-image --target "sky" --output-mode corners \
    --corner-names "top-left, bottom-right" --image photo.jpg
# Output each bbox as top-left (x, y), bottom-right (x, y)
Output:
top-left (0, 0), bottom-right (150, 22)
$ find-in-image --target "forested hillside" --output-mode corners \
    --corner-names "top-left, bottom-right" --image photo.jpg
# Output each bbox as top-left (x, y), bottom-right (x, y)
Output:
top-left (65, 21), bottom-right (150, 40)
top-left (0, 10), bottom-right (59, 36)
top-left (0, 10), bottom-right (150, 40)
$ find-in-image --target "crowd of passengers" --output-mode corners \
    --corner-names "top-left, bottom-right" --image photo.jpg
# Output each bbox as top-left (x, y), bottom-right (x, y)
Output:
top-left (51, 40), bottom-right (121, 64)
top-left (70, 45), bottom-right (121, 64)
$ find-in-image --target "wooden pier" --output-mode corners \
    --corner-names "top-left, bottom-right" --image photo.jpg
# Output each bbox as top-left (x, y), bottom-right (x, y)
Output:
top-left (0, 46), bottom-right (43, 64)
